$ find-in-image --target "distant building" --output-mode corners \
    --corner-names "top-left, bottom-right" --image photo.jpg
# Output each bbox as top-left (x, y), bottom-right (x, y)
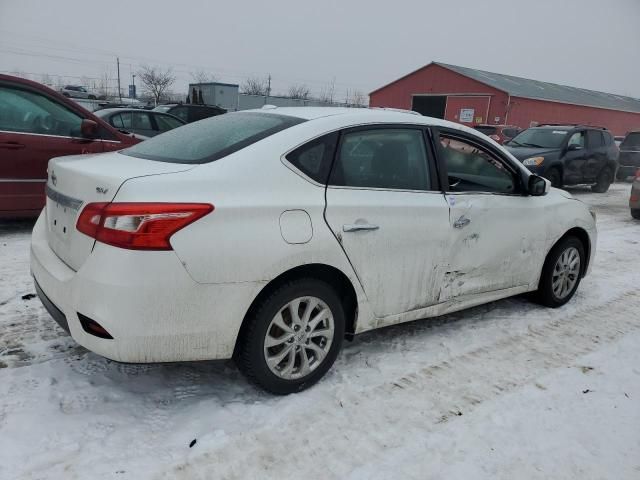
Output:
top-left (369, 62), bottom-right (640, 135)
top-left (188, 82), bottom-right (239, 111)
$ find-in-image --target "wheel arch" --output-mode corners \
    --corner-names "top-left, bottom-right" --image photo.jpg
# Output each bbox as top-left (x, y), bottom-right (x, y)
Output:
top-left (548, 227), bottom-right (592, 277)
top-left (233, 263), bottom-right (359, 356)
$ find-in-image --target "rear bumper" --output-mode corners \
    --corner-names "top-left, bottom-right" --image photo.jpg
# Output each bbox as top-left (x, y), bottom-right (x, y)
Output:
top-left (30, 212), bottom-right (264, 363)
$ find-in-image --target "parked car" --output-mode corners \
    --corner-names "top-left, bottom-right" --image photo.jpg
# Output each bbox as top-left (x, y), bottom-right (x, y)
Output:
top-left (94, 108), bottom-right (186, 138)
top-left (152, 103), bottom-right (226, 123)
top-left (0, 74), bottom-right (142, 218)
top-left (505, 125), bottom-right (618, 191)
top-left (474, 124), bottom-right (521, 144)
top-left (616, 131), bottom-right (640, 180)
top-left (630, 169), bottom-right (640, 219)
top-left (60, 85), bottom-right (99, 100)
top-left (31, 107), bottom-right (596, 394)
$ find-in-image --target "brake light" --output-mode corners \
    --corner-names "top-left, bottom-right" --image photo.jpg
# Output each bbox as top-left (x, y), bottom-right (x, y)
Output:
top-left (76, 202), bottom-right (213, 250)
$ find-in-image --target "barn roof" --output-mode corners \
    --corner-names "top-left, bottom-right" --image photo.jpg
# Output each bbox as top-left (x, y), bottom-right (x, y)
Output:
top-left (435, 62), bottom-right (640, 114)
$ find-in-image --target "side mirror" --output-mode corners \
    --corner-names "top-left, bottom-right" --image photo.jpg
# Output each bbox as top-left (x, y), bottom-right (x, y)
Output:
top-left (567, 144), bottom-right (582, 151)
top-left (80, 119), bottom-right (98, 138)
top-left (528, 174), bottom-right (550, 196)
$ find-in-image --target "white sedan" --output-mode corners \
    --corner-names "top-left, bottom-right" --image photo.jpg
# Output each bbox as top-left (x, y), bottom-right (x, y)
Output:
top-left (31, 107), bottom-right (597, 394)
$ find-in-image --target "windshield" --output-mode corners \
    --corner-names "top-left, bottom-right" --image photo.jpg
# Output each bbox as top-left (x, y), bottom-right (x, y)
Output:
top-left (621, 132), bottom-right (640, 150)
top-left (122, 112), bottom-right (306, 164)
top-left (507, 128), bottom-right (568, 149)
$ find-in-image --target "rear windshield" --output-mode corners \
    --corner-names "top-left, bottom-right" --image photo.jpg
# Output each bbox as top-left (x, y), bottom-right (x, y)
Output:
top-left (474, 126), bottom-right (497, 135)
top-left (621, 132), bottom-right (640, 150)
top-left (122, 112), bottom-right (305, 164)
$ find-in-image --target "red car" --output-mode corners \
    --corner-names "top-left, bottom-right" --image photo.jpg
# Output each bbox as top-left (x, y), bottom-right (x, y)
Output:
top-left (0, 74), bottom-right (141, 218)
top-left (474, 124), bottom-right (522, 144)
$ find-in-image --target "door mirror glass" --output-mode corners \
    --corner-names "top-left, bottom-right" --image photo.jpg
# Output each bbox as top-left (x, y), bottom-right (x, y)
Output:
top-left (80, 119), bottom-right (98, 138)
top-left (528, 174), bottom-right (549, 196)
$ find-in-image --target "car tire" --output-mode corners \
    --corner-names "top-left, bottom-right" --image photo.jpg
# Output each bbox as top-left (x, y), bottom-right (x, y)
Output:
top-left (236, 278), bottom-right (345, 395)
top-left (592, 167), bottom-right (613, 193)
top-left (545, 167), bottom-right (562, 188)
top-left (632, 209), bottom-right (640, 220)
top-left (535, 236), bottom-right (585, 308)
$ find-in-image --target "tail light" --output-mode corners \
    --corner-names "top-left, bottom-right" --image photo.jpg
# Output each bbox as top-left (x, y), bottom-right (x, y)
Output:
top-left (76, 202), bottom-right (213, 250)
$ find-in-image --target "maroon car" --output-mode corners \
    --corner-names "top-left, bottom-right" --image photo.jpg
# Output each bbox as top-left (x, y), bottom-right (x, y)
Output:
top-left (474, 124), bottom-right (522, 144)
top-left (0, 74), bottom-right (141, 218)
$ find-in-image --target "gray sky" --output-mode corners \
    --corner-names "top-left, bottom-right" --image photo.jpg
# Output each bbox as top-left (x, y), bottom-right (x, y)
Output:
top-left (1, 0), bottom-right (639, 102)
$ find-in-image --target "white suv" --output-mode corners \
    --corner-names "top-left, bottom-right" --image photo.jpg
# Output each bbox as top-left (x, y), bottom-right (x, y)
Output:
top-left (60, 85), bottom-right (97, 99)
top-left (31, 107), bottom-right (597, 394)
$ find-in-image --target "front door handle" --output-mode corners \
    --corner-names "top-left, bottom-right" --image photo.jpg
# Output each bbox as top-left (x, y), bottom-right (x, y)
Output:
top-left (343, 223), bottom-right (379, 232)
top-left (0, 142), bottom-right (26, 150)
top-left (453, 216), bottom-right (471, 228)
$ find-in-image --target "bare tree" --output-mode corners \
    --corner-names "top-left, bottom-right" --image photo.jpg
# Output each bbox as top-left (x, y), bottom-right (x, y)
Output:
top-left (318, 77), bottom-right (336, 104)
top-left (345, 89), bottom-right (367, 107)
top-left (286, 83), bottom-right (311, 100)
top-left (190, 70), bottom-right (216, 84)
top-left (138, 65), bottom-right (176, 105)
top-left (241, 76), bottom-right (269, 96)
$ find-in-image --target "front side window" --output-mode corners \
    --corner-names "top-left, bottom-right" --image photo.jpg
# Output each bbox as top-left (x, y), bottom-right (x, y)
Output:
top-left (329, 129), bottom-right (430, 190)
top-left (123, 112), bottom-right (305, 164)
top-left (132, 112), bottom-right (153, 130)
top-left (439, 135), bottom-right (516, 194)
top-left (0, 85), bottom-right (84, 137)
top-left (568, 131), bottom-right (585, 148)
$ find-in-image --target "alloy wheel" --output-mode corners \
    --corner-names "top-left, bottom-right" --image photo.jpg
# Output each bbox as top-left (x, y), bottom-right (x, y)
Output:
top-left (551, 246), bottom-right (581, 299)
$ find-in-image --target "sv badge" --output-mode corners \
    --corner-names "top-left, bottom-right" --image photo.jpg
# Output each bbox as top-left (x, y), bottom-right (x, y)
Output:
top-left (96, 187), bottom-right (109, 195)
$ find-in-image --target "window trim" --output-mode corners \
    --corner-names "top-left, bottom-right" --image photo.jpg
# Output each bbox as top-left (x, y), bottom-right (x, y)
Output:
top-left (326, 124), bottom-right (440, 193)
top-left (432, 127), bottom-right (527, 196)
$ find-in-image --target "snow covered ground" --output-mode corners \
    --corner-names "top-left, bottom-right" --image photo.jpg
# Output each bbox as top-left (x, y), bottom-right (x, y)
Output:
top-left (1, 184), bottom-right (639, 480)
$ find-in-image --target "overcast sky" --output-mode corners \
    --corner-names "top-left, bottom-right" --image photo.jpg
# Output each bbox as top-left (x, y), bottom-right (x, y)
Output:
top-left (1, 0), bottom-right (639, 102)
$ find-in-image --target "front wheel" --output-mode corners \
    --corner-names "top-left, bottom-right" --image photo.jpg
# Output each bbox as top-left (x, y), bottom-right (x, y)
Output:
top-left (535, 236), bottom-right (585, 308)
top-left (236, 278), bottom-right (345, 394)
top-left (632, 209), bottom-right (640, 220)
top-left (592, 167), bottom-right (613, 193)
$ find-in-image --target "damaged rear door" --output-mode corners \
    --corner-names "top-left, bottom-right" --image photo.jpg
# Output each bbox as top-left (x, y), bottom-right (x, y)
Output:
top-left (324, 125), bottom-right (450, 318)
top-left (434, 129), bottom-right (546, 301)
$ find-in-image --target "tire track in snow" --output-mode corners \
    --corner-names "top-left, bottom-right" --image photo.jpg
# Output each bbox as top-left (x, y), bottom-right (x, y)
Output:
top-left (165, 290), bottom-right (640, 479)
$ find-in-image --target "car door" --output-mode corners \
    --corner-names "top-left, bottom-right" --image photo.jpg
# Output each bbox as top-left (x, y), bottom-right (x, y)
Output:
top-left (324, 126), bottom-right (451, 318)
top-left (0, 82), bottom-right (104, 215)
top-left (563, 130), bottom-right (587, 184)
top-left (584, 130), bottom-right (606, 181)
top-left (434, 128), bottom-right (547, 301)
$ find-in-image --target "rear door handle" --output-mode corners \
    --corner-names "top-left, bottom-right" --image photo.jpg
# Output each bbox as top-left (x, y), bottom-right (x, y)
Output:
top-left (0, 142), bottom-right (26, 150)
top-left (343, 223), bottom-right (379, 232)
top-left (453, 216), bottom-right (471, 228)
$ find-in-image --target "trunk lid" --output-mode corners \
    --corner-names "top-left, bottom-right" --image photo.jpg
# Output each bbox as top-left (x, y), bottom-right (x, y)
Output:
top-left (45, 151), bottom-right (194, 271)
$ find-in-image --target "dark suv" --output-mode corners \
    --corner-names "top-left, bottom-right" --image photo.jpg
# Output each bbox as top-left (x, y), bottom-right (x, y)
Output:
top-left (505, 125), bottom-right (619, 192)
top-left (617, 131), bottom-right (640, 180)
top-left (152, 104), bottom-right (226, 123)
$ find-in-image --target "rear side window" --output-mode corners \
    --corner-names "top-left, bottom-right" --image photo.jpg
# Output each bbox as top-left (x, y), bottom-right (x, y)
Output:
top-left (155, 114), bottom-right (183, 131)
top-left (122, 112), bottom-right (305, 164)
top-left (621, 132), bottom-right (640, 149)
top-left (286, 133), bottom-right (338, 183)
top-left (329, 128), bottom-right (430, 190)
top-left (586, 130), bottom-right (604, 148)
top-left (602, 131), bottom-right (614, 146)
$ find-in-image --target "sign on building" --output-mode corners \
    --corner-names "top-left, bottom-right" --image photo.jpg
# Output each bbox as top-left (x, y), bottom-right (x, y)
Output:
top-left (459, 108), bottom-right (474, 123)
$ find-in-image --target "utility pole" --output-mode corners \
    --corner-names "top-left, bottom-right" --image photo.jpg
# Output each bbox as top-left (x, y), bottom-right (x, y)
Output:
top-left (116, 57), bottom-right (122, 102)
top-left (265, 74), bottom-right (271, 104)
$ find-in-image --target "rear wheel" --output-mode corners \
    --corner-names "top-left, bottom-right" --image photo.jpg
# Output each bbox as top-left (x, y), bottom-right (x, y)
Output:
top-left (632, 209), bottom-right (640, 220)
top-left (592, 167), bottom-right (613, 193)
top-left (545, 167), bottom-right (562, 188)
top-left (535, 236), bottom-right (585, 308)
top-left (236, 278), bottom-right (345, 394)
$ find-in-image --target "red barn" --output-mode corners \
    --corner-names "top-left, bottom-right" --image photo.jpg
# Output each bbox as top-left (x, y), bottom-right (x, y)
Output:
top-left (369, 62), bottom-right (640, 136)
